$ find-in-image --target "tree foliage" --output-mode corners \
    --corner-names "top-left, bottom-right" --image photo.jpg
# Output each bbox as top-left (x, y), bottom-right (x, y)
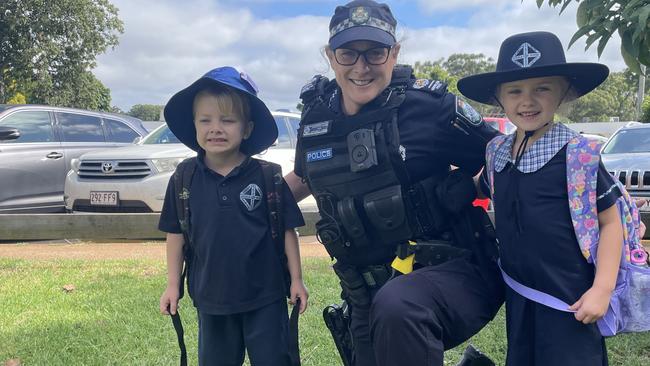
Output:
top-left (642, 95), bottom-right (650, 122)
top-left (535, 0), bottom-right (650, 74)
top-left (0, 0), bottom-right (124, 108)
top-left (128, 104), bottom-right (164, 121)
top-left (563, 71), bottom-right (637, 122)
top-left (413, 54), bottom-right (502, 116)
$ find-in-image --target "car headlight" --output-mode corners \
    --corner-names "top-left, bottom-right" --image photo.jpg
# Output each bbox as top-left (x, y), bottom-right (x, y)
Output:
top-left (151, 157), bottom-right (185, 173)
top-left (71, 158), bottom-right (81, 173)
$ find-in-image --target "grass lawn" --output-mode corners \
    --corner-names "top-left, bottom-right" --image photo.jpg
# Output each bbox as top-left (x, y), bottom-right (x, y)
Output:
top-left (1, 257), bottom-right (649, 365)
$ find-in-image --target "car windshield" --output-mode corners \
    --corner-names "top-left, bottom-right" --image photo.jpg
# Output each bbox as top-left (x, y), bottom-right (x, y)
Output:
top-left (602, 128), bottom-right (650, 154)
top-left (142, 125), bottom-right (181, 144)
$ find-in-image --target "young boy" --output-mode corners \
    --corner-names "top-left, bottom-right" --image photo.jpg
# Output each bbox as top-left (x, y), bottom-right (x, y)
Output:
top-left (158, 66), bottom-right (308, 366)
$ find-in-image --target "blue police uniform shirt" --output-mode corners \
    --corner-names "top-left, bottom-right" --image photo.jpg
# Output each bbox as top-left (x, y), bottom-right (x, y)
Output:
top-left (159, 155), bottom-right (304, 315)
top-left (294, 82), bottom-right (498, 181)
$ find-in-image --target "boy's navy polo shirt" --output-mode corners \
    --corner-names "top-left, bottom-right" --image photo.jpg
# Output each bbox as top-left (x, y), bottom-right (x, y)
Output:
top-left (159, 155), bottom-right (304, 315)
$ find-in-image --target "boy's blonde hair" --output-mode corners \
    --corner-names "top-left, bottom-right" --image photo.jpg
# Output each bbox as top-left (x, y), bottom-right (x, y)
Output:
top-left (192, 86), bottom-right (252, 123)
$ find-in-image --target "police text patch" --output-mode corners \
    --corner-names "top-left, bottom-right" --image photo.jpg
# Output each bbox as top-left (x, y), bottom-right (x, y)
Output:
top-left (302, 121), bottom-right (331, 137)
top-left (306, 148), bottom-right (333, 162)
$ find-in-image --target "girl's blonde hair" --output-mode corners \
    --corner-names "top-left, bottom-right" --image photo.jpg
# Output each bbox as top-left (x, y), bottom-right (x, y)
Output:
top-left (192, 86), bottom-right (251, 123)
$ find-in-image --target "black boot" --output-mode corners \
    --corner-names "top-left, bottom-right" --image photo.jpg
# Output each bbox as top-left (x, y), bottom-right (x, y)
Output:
top-left (455, 344), bottom-right (496, 366)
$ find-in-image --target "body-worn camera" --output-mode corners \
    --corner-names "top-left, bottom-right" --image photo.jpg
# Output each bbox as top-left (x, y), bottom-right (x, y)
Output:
top-left (347, 128), bottom-right (378, 172)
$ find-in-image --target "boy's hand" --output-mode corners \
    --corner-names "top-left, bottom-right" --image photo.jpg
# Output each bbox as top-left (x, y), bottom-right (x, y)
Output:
top-left (160, 286), bottom-right (181, 315)
top-left (289, 279), bottom-right (309, 314)
top-left (569, 286), bottom-right (612, 324)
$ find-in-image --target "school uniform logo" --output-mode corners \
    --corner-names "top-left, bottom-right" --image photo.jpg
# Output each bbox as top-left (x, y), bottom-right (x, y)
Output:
top-left (306, 148), bottom-right (333, 162)
top-left (240, 183), bottom-right (262, 211)
top-left (512, 42), bottom-right (541, 68)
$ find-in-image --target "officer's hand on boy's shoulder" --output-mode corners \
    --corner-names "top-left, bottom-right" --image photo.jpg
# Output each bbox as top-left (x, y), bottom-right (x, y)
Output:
top-left (290, 280), bottom-right (309, 314)
top-left (160, 286), bottom-right (181, 315)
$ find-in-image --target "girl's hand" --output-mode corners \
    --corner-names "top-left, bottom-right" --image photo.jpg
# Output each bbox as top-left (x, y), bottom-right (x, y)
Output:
top-left (289, 279), bottom-right (309, 314)
top-left (160, 286), bottom-right (180, 315)
top-left (569, 286), bottom-right (612, 324)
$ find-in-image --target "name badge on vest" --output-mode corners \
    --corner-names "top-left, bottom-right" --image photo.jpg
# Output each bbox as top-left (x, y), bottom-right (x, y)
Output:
top-left (302, 120), bottom-right (331, 137)
top-left (306, 148), bottom-right (333, 163)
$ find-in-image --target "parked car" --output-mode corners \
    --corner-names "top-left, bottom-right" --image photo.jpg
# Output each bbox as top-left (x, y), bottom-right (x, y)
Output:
top-left (484, 117), bottom-right (516, 135)
top-left (0, 104), bottom-right (148, 213)
top-left (64, 110), bottom-right (318, 213)
top-left (580, 133), bottom-right (608, 144)
top-left (601, 123), bottom-right (650, 213)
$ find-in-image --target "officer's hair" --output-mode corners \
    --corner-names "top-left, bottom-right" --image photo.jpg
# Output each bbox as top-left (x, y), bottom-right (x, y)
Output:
top-left (192, 86), bottom-right (252, 123)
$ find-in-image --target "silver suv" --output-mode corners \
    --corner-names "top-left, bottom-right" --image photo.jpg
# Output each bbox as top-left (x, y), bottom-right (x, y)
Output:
top-left (64, 110), bottom-right (317, 213)
top-left (601, 122), bottom-right (650, 211)
top-left (0, 104), bottom-right (148, 213)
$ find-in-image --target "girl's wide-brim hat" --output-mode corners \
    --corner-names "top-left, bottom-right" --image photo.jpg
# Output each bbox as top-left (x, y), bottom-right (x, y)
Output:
top-left (163, 66), bottom-right (278, 155)
top-left (457, 31), bottom-right (609, 104)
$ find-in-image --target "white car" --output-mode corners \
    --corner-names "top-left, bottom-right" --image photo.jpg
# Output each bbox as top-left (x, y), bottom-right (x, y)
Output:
top-left (64, 111), bottom-right (317, 213)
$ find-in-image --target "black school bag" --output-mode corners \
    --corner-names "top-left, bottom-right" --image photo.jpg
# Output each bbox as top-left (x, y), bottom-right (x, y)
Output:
top-left (168, 157), bottom-right (301, 366)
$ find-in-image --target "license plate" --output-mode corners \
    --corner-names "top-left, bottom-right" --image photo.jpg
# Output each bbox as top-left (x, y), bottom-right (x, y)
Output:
top-left (90, 191), bottom-right (119, 206)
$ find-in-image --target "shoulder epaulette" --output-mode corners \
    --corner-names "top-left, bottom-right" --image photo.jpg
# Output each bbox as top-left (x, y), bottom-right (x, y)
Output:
top-left (299, 75), bottom-right (331, 104)
top-left (408, 78), bottom-right (447, 96)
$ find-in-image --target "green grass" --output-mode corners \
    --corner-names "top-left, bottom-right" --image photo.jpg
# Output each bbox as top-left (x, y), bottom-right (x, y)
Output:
top-left (1, 257), bottom-right (649, 365)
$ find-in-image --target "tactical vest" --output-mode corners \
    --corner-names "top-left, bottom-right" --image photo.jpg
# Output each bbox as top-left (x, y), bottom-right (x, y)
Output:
top-left (298, 66), bottom-right (444, 262)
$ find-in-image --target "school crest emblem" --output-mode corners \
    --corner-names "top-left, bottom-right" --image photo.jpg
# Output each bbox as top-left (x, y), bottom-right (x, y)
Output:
top-left (512, 42), bottom-right (541, 68)
top-left (350, 7), bottom-right (369, 25)
top-left (240, 183), bottom-right (262, 211)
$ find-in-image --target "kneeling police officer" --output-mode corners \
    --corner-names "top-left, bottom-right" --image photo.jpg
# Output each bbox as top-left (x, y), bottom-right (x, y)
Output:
top-left (285, 1), bottom-right (505, 365)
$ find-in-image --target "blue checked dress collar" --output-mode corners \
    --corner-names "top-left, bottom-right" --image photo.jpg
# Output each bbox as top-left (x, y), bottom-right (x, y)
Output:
top-left (493, 123), bottom-right (579, 173)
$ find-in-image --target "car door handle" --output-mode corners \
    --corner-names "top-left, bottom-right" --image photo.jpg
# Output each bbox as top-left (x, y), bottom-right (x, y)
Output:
top-left (46, 152), bottom-right (64, 159)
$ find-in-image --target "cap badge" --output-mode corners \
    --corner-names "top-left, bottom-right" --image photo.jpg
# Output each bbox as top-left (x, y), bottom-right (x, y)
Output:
top-left (350, 7), bottom-right (370, 25)
top-left (512, 42), bottom-right (541, 68)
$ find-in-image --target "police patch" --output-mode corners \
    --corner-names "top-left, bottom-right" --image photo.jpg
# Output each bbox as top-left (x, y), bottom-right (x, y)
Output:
top-left (240, 183), bottom-right (262, 211)
top-left (350, 7), bottom-right (369, 25)
top-left (306, 148), bottom-right (333, 163)
top-left (455, 97), bottom-right (483, 126)
top-left (302, 120), bottom-right (331, 137)
top-left (412, 79), bottom-right (429, 89)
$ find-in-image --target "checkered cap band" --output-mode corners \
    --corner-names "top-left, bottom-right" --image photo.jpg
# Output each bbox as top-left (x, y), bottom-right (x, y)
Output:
top-left (329, 16), bottom-right (395, 39)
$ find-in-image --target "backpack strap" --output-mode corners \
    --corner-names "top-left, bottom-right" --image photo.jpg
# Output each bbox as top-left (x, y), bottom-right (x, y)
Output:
top-left (170, 157), bottom-right (197, 366)
top-left (566, 136), bottom-right (601, 263)
top-left (258, 159), bottom-right (302, 366)
top-left (484, 135), bottom-right (508, 203)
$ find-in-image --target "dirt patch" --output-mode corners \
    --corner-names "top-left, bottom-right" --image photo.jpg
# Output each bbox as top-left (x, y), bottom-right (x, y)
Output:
top-left (0, 236), bottom-right (328, 260)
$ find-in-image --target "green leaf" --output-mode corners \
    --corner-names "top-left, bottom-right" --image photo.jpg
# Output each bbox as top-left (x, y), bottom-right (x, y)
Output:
top-left (576, 1), bottom-right (589, 27)
top-left (569, 25), bottom-right (592, 48)
top-left (621, 29), bottom-right (640, 58)
top-left (585, 32), bottom-right (601, 50)
top-left (621, 42), bottom-right (643, 75)
top-left (536, 0), bottom-right (545, 8)
top-left (597, 29), bottom-right (614, 57)
top-left (638, 42), bottom-right (650, 70)
top-left (559, 0), bottom-right (573, 14)
top-left (637, 5), bottom-right (650, 37)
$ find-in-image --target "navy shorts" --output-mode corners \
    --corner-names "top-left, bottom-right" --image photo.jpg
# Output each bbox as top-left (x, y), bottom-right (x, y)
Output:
top-left (197, 298), bottom-right (290, 366)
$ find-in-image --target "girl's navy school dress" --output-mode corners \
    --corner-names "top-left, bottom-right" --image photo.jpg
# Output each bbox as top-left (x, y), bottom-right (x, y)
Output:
top-left (487, 123), bottom-right (621, 366)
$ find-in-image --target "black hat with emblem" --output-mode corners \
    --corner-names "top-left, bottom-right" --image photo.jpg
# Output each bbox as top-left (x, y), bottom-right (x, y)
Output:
top-left (457, 31), bottom-right (609, 104)
top-left (329, 0), bottom-right (397, 50)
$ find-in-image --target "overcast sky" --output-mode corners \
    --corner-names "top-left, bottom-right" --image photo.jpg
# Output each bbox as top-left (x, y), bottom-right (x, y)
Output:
top-left (95, 0), bottom-right (626, 113)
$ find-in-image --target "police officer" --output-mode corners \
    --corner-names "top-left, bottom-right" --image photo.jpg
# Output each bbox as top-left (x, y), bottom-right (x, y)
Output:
top-left (284, 1), bottom-right (505, 365)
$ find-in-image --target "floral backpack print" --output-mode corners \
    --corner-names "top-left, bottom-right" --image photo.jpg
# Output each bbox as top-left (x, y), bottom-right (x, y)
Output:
top-left (485, 131), bottom-right (650, 336)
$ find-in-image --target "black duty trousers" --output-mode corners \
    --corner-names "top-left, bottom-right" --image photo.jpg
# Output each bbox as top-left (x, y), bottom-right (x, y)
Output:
top-left (369, 256), bottom-right (505, 366)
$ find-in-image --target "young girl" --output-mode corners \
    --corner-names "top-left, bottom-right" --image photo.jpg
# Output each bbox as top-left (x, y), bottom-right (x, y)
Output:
top-left (458, 31), bottom-right (623, 365)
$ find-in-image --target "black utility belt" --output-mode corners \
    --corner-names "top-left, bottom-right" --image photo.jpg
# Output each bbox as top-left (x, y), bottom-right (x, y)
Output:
top-left (397, 240), bottom-right (471, 267)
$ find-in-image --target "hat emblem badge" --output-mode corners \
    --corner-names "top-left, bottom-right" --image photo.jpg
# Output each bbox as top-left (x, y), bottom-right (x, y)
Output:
top-left (512, 42), bottom-right (541, 68)
top-left (350, 7), bottom-right (369, 25)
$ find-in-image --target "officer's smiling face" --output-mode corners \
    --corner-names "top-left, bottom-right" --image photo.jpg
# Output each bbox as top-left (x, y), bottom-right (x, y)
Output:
top-left (327, 40), bottom-right (400, 116)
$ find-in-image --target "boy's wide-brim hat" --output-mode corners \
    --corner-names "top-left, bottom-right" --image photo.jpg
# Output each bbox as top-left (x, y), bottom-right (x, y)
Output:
top-left (457, 31), bottom-right (609, 104)
top-left (164, 66), bottom-right (278, 155)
